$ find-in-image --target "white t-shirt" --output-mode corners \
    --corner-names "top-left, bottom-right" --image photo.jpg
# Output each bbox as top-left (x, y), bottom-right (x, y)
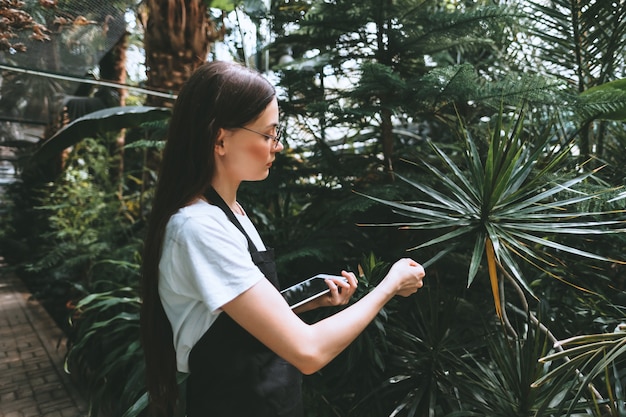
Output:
top-left (158, 199), bottom-right (267, 373)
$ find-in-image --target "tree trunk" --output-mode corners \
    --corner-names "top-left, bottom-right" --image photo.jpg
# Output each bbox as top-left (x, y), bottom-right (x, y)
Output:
top-left (142, 0), bottom-right (224, 108)
top-left (376, 0), bottom-right (395, 174)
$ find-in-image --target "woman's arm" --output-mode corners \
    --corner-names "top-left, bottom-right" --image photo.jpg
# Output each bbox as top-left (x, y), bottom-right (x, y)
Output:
top-left (221, 258), bottom-right (425, 375)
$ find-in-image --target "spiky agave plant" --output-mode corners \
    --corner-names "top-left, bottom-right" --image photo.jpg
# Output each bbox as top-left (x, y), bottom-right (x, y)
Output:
top-left (357, 105), bottom-right (626, 325)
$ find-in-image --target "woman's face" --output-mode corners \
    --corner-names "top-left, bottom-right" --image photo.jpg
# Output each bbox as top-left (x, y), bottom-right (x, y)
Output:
top-left (217, 98), bottom-right (283, 183)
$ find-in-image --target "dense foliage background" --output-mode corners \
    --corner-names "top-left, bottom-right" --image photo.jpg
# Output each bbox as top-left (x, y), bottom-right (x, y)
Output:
top-left (1, 0), bottom-right (625, 416)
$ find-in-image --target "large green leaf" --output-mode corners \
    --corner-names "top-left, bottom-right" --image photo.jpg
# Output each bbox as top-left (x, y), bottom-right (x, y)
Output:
top-left (31, 106), bottom-right (171, 163)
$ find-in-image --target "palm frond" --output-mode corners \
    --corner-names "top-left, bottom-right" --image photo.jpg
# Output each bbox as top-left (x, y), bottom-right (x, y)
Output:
top-left (523, 0), bottom-right (626, 87)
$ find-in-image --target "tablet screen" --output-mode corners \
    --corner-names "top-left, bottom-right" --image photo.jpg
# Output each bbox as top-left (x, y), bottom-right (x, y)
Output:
top-left (280, 274), bottom-right (344, 309)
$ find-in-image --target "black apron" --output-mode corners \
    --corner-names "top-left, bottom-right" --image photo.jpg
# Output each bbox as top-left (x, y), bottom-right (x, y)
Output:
top-left (186, 187), bottom-right (303, 417)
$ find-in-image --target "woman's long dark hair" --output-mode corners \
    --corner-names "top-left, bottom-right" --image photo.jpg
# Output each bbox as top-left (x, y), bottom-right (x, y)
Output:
top-left (140, 61), bottom-right (276, 417)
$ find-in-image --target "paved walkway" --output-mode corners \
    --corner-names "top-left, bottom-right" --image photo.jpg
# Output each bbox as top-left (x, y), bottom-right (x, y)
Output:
top-left (0, 264), bottom-right (88, 417)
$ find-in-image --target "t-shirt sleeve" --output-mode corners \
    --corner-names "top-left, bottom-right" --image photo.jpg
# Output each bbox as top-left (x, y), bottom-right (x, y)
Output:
top-left (162, 212), bottom-right (266, 313)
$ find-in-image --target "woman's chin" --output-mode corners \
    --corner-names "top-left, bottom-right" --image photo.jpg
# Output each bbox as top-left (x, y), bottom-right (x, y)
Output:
top-left (246, 171), bottom-right (270, 182)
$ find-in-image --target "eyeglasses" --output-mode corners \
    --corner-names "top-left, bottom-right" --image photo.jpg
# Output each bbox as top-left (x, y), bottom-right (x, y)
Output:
top-left (238, 125), bottom-right (283, 149)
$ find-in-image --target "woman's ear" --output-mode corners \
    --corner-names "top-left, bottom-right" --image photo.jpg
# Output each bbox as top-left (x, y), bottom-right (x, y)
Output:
top-left (215, 128), bottom-right (227, 155)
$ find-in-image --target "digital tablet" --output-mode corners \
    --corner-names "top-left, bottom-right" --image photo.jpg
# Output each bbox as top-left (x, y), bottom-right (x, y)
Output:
top-left (280, 274), bottom-right (347, 309)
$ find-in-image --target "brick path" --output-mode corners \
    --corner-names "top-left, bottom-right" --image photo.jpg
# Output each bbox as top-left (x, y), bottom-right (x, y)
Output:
top-left (0, 265), bottom-right (87, 417)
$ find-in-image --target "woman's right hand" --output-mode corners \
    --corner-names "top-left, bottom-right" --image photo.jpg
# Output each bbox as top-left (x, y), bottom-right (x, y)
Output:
top-left (381, 258), bottom-right (425, 297)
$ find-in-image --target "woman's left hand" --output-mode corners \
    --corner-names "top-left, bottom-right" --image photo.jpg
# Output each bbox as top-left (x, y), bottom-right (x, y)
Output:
top-left (292, 270), bottom-right (358, 313)
top-left (320, 270), bottom-right (358, 307)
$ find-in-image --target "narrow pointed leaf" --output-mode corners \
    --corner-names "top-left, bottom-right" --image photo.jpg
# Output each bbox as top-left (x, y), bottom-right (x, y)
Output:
top-left (509, 230), bottom-right (625, 263)
top-left (467, 233), bottom-right (486, 287)
top-left (407, 225), bottom-right (477, 251)
top-left (485, 237), bottom-right (502, 318)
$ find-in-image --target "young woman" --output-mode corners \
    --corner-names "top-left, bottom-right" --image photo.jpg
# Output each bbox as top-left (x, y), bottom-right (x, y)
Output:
top-left (140, 60), bottom-right (425, 417)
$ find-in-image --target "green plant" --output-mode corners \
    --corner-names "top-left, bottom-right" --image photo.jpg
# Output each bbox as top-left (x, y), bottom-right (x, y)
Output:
top-left (357, 105), bottom-right (626, 327)
top-left (533, 322), bottom-right (626, 417)
top-left (370, 286), bottom-right (482, 417)
top-left (272, 0), bottom-right (534, 171)
top-left (65, 285), bottom-right (144, 416)
top-left (352, 104), bottom-right (626, 416)
top-left (26, 137), bottom-right (140, 291)
top-left (450, 315), bottom-right (554, 417)
top-left (518, 0), bottom-right (626, 175)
